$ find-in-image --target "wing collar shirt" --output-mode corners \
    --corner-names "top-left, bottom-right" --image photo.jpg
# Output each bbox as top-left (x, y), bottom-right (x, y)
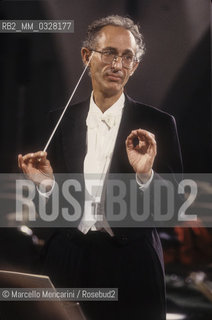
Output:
top-left (78, 92), bottom-right (125, 236)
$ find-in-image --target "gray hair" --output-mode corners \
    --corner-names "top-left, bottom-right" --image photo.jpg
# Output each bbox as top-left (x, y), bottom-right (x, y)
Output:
top-left (83, 15), bottom-right (145, 61)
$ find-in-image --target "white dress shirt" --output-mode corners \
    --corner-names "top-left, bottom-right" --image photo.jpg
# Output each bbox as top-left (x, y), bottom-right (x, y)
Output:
top-left (78, 92), bottom-right (125, 236)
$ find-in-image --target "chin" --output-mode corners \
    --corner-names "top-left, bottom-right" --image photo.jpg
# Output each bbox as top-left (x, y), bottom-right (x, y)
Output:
top-left (103, 82), bottom-right (123, 95)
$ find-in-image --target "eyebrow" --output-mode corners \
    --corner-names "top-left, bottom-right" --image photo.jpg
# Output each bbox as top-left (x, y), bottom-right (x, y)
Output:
top-left (101, 47), bottom-right (135, 54)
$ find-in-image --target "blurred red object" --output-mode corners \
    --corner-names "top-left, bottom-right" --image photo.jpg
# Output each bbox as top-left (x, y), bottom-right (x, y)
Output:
top-left (164, 221), bottom-right (212, 265)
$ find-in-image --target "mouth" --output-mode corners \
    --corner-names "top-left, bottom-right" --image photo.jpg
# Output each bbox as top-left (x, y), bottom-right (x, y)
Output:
top-left (105, 72), bottom-right (123, 82)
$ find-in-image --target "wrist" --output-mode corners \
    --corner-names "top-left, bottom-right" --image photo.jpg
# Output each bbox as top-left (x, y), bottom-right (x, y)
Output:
top-left (38, 177), bottom-right (54, 192)
top-left (136, 170), bottom-right (152, 184)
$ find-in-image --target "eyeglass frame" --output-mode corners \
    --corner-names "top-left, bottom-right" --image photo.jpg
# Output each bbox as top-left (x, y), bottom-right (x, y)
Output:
top-left (89, 49), bottom-right (138, 69)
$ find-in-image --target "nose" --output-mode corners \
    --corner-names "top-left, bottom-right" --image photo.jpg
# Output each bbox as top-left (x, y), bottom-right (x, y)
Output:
top-left (111, 56), bottom-right (123, 70)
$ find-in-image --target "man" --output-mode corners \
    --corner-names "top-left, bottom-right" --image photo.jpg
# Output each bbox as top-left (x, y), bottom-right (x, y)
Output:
top-left (18, 15), bottom-right (182, 320)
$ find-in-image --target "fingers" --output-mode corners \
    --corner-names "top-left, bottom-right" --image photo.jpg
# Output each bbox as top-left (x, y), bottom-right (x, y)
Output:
top-left (125, 133), bottom-right (135, 149)
top-left (126, 129), bottom-right (157, 157)
top-left (132, 129), bottom-right (155, 141)
top-left (126, 129), bottom-right (156, 147)
top-left (22, 151), bottom-right (47, 162)
top-left (138, 129), bottom-right (156, 156)
top-left (18, 154), bottom-right (22, 169)
top-left (18, 151), bottom-right (47, 170)
top-left (18, 154), bottom-right (28, 173)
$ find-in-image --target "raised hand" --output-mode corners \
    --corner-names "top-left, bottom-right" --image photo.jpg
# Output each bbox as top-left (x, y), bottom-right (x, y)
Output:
top-left (18, 151), bottom-right (53, 188)
top-left (125, 129), bottom-right (157, 182)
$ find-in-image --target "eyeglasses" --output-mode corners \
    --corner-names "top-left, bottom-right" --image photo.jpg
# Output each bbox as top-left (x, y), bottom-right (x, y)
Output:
top-left (90, 49), bottom-right (137, 69)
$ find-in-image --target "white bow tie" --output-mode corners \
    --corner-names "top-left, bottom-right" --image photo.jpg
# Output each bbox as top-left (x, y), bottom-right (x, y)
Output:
top-left (86, 112), bottom-right (116, 129)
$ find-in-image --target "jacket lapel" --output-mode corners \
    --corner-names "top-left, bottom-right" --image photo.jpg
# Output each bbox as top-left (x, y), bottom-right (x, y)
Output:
top-left (110, 95), bottom-right (137, 174)
top-left (61, 99), bottom-right (89, 173)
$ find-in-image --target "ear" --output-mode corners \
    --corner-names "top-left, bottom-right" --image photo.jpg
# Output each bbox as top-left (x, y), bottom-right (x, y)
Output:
top-left (130, 61), bottom-right (139, 76)
top-left (81, 47), bottom-right (92, 66)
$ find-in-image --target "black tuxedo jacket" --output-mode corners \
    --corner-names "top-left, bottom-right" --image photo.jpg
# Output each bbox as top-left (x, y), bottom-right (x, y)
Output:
top-left (46, 94), bottom-right (183, 268)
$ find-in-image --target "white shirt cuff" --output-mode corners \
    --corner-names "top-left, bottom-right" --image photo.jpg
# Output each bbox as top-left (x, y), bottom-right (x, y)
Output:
top-left (136, 170), bottom-right (154, 191)
top-left (36, 177), bottom-right (55, 198)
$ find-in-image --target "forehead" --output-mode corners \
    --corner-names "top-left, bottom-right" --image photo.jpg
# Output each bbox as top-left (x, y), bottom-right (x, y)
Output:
top-left (95, 25), bottom-right (137, 52)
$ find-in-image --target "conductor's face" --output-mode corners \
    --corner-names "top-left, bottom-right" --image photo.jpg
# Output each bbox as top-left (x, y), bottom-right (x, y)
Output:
top-left (82, 25), bottom-right (139, 98)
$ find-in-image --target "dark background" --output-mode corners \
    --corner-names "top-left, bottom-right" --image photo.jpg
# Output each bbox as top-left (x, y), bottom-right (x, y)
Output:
top-left (0, 0), bottom-right (211, 173)
top-left (0, 1), bottom-right (211, 319)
